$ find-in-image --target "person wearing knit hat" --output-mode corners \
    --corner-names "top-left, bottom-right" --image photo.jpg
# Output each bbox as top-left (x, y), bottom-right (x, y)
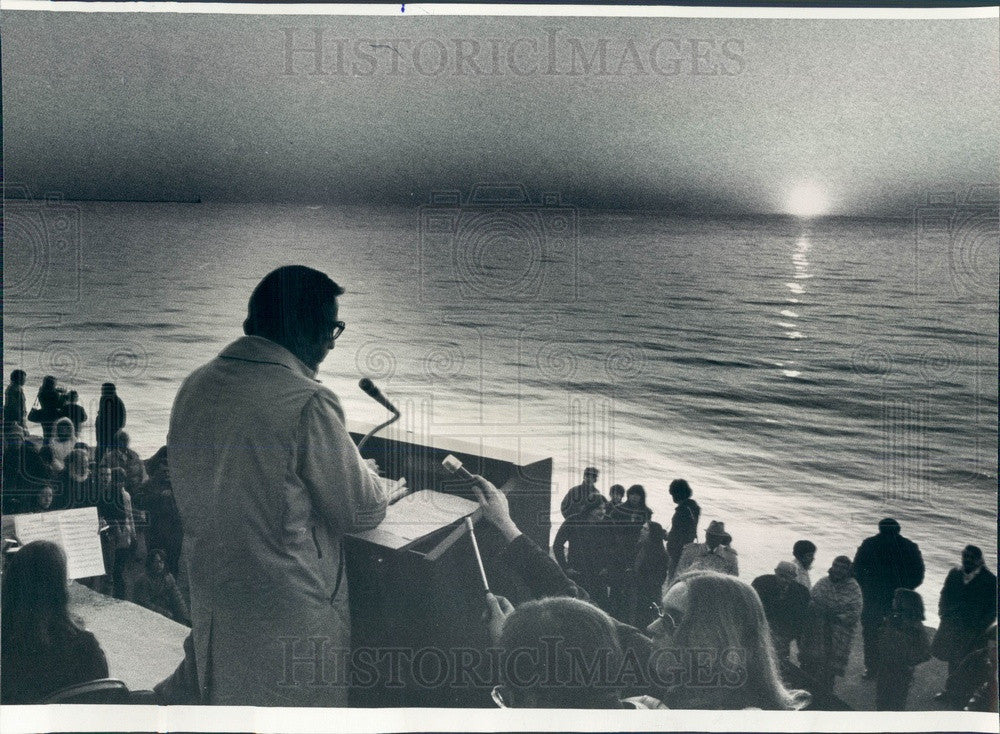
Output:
top-left (752, 561), bottom-right (812, 661)
top-left (673, 520), bottom-right (739, 578)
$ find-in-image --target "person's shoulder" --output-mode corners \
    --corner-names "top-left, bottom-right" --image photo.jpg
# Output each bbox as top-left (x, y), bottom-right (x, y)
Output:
top-left (67, 627), bottom-right (103, 653)
top-left (300, 385), bottom-right (346, 421)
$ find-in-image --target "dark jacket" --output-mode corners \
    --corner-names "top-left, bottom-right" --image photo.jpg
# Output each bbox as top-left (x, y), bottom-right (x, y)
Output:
top-left (552, 516), bottom-right (614, 579)
top-left (752, 573), bottom-right (811, 640)
top-left (932, 566), bottom-right (998, 662)
top-left (939, 566), bottom-right (998, 632)
top-left (0, 626), bottom-right (109, 704)
top-left (95, 394), bottom-right (127, 445)
top-left (62, 403), bottom-right (88, 435)
top-left (877, 615), bottom-right (931, 673)
top-left (501, 534), bottom-right (585, 600)
top-left (666, 498), bottom-right (700, 558)
top-left (853, 531), bottom-right (925, 619)
top-left (134, 572), bottom-right (189, 623)
top-left (4, 384), bottom-right (27, 427)
top-left (607, 504), bottom-right (652, 575)
top-left (560, 482), bottom-right (601, 519)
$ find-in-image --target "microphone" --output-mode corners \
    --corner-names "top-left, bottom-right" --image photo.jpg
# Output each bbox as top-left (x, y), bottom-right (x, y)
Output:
top-left (359, 378), bottom-right (400, 416)
top-left (356, 378), bottom-right (401, 451)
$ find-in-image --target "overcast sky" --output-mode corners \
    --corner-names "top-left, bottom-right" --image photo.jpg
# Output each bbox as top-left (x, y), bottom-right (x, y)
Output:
top-left (3, 10), bottom-right (997, 215)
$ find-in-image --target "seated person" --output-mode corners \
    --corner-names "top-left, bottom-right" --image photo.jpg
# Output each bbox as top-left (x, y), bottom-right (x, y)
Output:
top-left (134, 549), bottom-right (189, 624)
top-left (473, 476), bottom-right (656, 698)
top-left (32, 484), bottom-right (56, 513)
top-left (1, 540), bottom-right (109, 703)
top-left (489, 596), bottom-right (666, 709)
top-left (646, 570), bottom-right (810, 710)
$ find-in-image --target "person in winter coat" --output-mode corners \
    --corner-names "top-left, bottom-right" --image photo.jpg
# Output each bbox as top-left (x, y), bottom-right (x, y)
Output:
top-left (46, 418), bottom-right (78, 473)
top-left (931, 545), bottom-right (998, 707)
top-left (752, 561), bottom-right (811, 661)
top-left (61, 390), bottom-right (88, 437)
top-left (675, 520), bottom-right (739, 577)
top-left (134, 549), bottom-right (189, 624)
top-left (167, 265), bottom-right (387, 706)
top-left (627, 521), bottom-right (670, 628)
top-left (33, 375), bottom-right (67, 444)
top-left (665, 479), bottom-right (700, 581)
top-left (606, 484), bottom-right (653, 620)
top-left (852, 518), bottom-right (925, 677)
top-left (552, 495), bottom-right (614, 609)
top-left (95, 382), bottom-right (126, 462)
top-left (799, 556), bottom-right (863, 696)
top-left (4, 369), bottom-right (28, 429)
top-left (99, 429), bottom-right (147, 495)
top-left (875, 588), bottom-right (931, 710)
top-left (560, 466), bottom-right (602, 519)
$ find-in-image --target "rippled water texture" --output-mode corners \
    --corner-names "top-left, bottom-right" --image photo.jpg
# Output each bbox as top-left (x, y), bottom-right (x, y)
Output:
top-left (5, 200), bottom-right (997, 621)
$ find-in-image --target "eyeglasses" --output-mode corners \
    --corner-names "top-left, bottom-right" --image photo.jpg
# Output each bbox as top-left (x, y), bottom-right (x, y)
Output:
top-left (326, 320), bottom-right (346, 342)
top-left (648, 603), bottom-right (681, 635)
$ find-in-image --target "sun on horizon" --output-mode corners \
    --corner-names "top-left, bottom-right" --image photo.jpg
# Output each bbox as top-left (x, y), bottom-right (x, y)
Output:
top-left (785, 182), bottom-right (831, 218)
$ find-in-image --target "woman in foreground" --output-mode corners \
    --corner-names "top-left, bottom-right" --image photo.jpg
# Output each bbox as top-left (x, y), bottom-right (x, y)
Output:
top-left (1, 540), bottom-right (109, 703)
top-left (647, 570), bottom-right (811, 710)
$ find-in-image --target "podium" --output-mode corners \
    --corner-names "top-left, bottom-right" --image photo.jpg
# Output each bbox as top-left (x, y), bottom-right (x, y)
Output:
top-left (345, 429), bottom-right (553, 707)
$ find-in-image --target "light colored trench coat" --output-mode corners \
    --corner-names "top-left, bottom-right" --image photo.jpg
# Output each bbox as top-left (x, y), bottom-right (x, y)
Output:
top-left (167, 336), bottom-right (386, 706)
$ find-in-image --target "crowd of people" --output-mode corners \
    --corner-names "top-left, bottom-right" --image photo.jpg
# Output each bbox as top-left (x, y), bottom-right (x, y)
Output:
top-left (1, 266), bottom-right (995, 712)
top-left (552, 468), bottom-right (997, 711)
top-left (2, 372), bottom-right (187, 624)
top-left (2, 372), bottom-right (997, 710)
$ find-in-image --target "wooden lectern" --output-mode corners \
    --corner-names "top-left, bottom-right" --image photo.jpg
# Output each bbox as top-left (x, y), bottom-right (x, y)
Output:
top-left (345, 429), bottom-right (553, 707)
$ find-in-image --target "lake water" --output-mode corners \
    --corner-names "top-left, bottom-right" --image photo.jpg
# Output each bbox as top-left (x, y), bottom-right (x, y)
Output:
top-left (5, 199), bottom-right (997, 623)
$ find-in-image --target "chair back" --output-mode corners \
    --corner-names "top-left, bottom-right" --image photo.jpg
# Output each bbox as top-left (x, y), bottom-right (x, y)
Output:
top-left (44, 678), bottom-right (130, 704)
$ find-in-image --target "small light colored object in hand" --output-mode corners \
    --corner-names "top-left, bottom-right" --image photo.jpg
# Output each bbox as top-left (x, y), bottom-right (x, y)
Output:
top-left (465, 516), bottom-right (490, 593)
top-left (442, 454), bottom-right (475, 481)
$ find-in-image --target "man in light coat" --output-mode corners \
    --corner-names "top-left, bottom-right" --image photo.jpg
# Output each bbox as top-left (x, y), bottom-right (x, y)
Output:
top-left (674, 520), bottom-right (739, 578)
top-left (167, 265), bottom-right (387, 706)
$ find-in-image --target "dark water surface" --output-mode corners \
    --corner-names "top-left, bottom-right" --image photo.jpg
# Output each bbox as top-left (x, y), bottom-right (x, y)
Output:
top-left (6, 201), bottom-right (997, 621)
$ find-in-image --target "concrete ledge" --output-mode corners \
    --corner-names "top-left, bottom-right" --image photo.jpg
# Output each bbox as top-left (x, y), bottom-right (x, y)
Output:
top-left (69, 582), bottom-right (188, 692)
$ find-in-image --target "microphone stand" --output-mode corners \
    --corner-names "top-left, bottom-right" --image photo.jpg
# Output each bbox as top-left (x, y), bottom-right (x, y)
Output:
top-left (356, 409), bottom-right (400, 452)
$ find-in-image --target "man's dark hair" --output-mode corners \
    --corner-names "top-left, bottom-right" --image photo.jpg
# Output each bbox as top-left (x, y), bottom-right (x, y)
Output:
top-left (964, 545), bottom-right (984, 560)
top-left (878, 517), bottom-right (901, 535)
top-left (609, 484), bottom-right (625, 497)
top-left (244, 265), bottom-right (345, 344)
top-left (668, 478), bottom-right (692, 500)
top-left (10, 370), bottom-right (26, 386)
top-left (792, 540), bottom-right (816, 559)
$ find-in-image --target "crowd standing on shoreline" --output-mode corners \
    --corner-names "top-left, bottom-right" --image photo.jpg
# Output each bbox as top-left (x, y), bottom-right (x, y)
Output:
top-left (2, 372), bottom-right (186, 621)
top-left (3, 370), bottom-right (997, 709)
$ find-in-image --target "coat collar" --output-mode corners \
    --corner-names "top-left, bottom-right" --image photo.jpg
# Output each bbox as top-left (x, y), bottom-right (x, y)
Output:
top-left (218, 336), bottom-right (318, 380)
